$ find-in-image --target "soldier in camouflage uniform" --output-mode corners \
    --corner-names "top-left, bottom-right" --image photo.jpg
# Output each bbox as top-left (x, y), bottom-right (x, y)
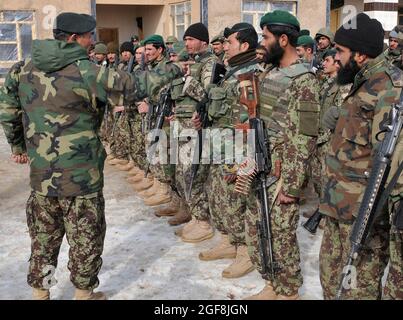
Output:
top-left (0, 13), bottom-right (136, 300)
top-left (319, 13), bottom-right (402, 300)
top-left (383, 28), bottom-right (402, 70)
top-left (133, 35), bottom-right (183, 208)
top-left (244, 11), bottom-right (321, 300)
top-left (307, 48), bottom-right (352, 219)
top-left (210, 32), bottom-right (226, 63)
top-left (195, 23), bottom-right (260, 278)
top-left (313, 28), bottom-right (334, 68)
top-left (170, 23), bottom-right (219, 238)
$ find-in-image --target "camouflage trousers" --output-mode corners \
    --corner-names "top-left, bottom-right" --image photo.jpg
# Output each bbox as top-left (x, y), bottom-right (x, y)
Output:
top-left (207, 165), bottom-right (247, 245)
top-left (319, 216), bottom-right (389, 300)
top-left (99, 109), bottom-right (114, 145)
top-left (26, 191), bottom-right (106, 291)
top-left (128, 114), bottom-right (147, 170)
top-left (245, 180), bottom-right (302, 296)
top-left (309, 141), bottom-right (330, 198)
top-left (383, 199), bottom-right (403, 300)
top-left (110, 112), bottom-right (131, 161)
top-left (174, 119), bottom-right (210, 221)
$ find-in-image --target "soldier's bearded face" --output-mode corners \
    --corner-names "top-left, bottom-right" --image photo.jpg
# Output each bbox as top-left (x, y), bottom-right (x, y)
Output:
top-left (212, 42), bottom-right (224, 55)
top-left (317, 36), bottom-right (330, 50)
top-left (184, 36), bottom-right (206, 55)
top-left (261, 27), bottom-right (284, 65)
top-left (335, 44), bottom-right (361, 85)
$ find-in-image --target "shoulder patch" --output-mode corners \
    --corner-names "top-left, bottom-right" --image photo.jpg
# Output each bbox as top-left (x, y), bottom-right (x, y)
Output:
top-left (385, 65), bottom-right (403, 88)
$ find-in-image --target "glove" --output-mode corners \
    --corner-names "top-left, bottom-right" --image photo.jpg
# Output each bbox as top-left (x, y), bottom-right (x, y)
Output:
top-left (322, 106), bottom-right (340, 131)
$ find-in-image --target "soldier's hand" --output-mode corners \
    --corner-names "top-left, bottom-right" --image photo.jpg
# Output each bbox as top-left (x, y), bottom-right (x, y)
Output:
top-left (322, 106), bottom-right (340, 131)
top-left (11, 153), bottom-right (28, 164)
top-left (138, 101), bottom-right (149, 114)
top-left (277, 190), bottom-right (298, 205)
top-left (113, 106), bottom-right (125, 113)
top-left (192, 112), bottom-right (202, 131)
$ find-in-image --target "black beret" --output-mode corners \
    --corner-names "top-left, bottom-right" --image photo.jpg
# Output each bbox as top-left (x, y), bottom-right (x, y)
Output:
top-left (224, 22), bottom-right (256, 38)
top-left (54, 12), bottom-right (96, 34)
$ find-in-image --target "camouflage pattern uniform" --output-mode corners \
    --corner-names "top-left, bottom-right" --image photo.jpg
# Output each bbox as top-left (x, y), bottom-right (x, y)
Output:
top-left (0, 39), bottom-right (135, 290)
top-left (245, 61), bottom-right (321, 296)
top-left (206, 51), bottom-right (259, 245)
top-left (383, 48), bottom-right (402, 70)
top-left (171, 51), bottom-right (218, 221)
top-left (310, 76), bottom-right (351, 198)
top-left (319, 55), bottom-right (402, 300)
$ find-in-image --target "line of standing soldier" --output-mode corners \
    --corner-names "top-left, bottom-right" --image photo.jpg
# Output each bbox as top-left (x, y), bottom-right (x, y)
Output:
top-left (0, 9), bottom-right (401, 300)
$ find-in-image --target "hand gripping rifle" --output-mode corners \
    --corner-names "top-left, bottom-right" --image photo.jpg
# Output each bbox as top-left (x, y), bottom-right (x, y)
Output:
top-left (185, 62), bottom-right (226, 201)
top-left (336, 93), bottom-right (403, 300)
top-left (235, 72), bottom-right (280, 281)
top-left (145, 85), bottom-right (174, 177)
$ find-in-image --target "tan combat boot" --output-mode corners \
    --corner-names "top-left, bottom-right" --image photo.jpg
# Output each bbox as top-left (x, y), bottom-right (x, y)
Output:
top-left (155, 194), bottom-right (181, 217)
top-left (74, 289), bottom-right (107, 300)
top-left (127, 171), bottom-right (145, 184)
top-left (199, 234), bottom-right (237, 261)
top-left (222, 245), bottom-right (254, 278)
top-left (108, 158), bottom-right (129, 166)
top-left (181, 219), bottom-right (214, 243)
top-left (144, 188), bottom-right (172, 206)
top-left (168, 206), bottom-right (191, 226)
top-left (138, 179), bottom-right (161, 198)
top-left (116, 161), bottom-right (135, 171)
top-left (132, 177), bottom-right (154, 192)
top-left (244, 281), bottom-right (277, 300)
top-left (174, 217), bottom-right (197, 237)
top-left (32, 288), bottom-right (50, 300)
top-left (127, 166), bottom-right (141, 176)
top-left (276, 293), bottom-right (300, 300)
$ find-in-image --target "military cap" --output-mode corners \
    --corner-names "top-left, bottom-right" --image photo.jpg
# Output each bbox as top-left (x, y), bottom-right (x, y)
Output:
top-left (131, 35), bottom-right (139, 41)
top-left (323, 48), bottom-right (337, 59)
top-left (166, 36), bottom-right (179, 44)
top-left (54, 12), bottom-right (96, 34)
top-left (210, 32), bottom-right (225, 44)
top-left (120, 41), bottom-right (134, 54)
top-left (94, 43), bottom-right (107, 55)
top-left (260, 10), bottom-right (300, 32)
top-left (143, 34), bottom-right (165, 46)
top-left (224, 23), bottom-right (256, 38)
top-left (107, 42), bottom-right (119, 54)
top-left (299, 29), bottom-right (310, 36)
top-left (389, 30), bottom-right (399, 39)
top-left (297, 35), bottom-right (314, 47)
top-left (315, 27), bottom-right (335, 43)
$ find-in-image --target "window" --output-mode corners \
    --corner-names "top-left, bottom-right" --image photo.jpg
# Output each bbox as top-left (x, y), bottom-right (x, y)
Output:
top-left (0, 10), bottom-right (35, 78)
top-left (242, 1), bottom-right (297, 39)
top-left (170, 1), bottom-right (191, 40)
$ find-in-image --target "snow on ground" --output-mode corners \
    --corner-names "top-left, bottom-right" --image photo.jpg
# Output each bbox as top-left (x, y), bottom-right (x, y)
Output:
top-left (0, 130), bottom-right (324, 300)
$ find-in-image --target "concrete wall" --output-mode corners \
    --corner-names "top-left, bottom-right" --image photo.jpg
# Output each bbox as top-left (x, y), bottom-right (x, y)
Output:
top-left (298, 0), bottom-right (328, 36)
top-left (96, 4), bottom-right (164, 43)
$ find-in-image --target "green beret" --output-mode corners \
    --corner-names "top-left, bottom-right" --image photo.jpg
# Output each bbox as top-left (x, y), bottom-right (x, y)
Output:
top-left (54, 12), bottom-right (96, 34)
top-left (94, 43), bottom-right (107, 55)
top-left (260, 10), bottom-right (300, 32)
top-left (297, 35), bottom-right (314, 46)
top-left (299, 29), bottom-right (310, 36)
top-left (166, 36), bottom-right (179, 44)
top-left (143, 34), bottom-right (165, 46)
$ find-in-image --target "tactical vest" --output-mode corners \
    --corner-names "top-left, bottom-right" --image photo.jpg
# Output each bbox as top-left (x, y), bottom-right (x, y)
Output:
top-left (260, 63), bottom-right (317, 147)
top-left (171, 52), bottom-right (217, 119)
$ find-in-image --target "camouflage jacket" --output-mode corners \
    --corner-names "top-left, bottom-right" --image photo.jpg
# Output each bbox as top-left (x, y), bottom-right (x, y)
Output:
top-left (317, 76), bottom-right (351, 145)
top-left (320, 55), bottom-right (403, 221)
top-left (0, 39), bottom-right (135, 197)
top-left (207, 50), bottom-right (259, 164)
top-left (171, 51), bottom-right (219, 119)
top-left (383, 48), bottom-right (402, 70)
top-left (260, 60), bottom-right (321, 198)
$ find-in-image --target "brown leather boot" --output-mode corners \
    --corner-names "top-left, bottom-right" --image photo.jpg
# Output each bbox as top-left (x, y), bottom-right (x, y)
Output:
top-left (168, 207), bottom-right (191, 226)
top-left (32, 288), bottom-right (50, 300)
top-left (199, 234), bottom-right (236, 261)
top-left (132, 177), bottom-right (154, 192)
top-left (244, 282), bottom-right (277, 300)
top-left (155, 195), bottom-right (180, 217)
top-left (74, 289), bottom-right (107, 300)
top-left (222, 245), bottom-right (254, 278)
top-left (181, 219), bottom-right (214, 243)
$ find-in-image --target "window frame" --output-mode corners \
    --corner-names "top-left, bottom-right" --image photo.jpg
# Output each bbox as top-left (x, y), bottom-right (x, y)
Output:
top-left (170, 1), bottom-right (192, 40)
